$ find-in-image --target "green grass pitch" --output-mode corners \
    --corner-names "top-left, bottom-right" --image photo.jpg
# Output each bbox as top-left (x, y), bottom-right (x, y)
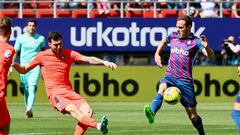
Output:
top-left (8, 102), bottom-right (238, 135)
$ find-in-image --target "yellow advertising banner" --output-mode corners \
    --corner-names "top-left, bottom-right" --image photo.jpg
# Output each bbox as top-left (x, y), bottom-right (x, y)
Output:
top-left (6, 66), bottom-right (239, 103)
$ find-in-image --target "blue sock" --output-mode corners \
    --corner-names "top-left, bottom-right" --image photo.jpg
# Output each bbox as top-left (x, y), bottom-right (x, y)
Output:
top-left (231, 110), bottom-right (240, 132)
top-left (192, 116), bottom-right (205, 135)
top-left (27, 85), bottom-right (36, 111)
top-left (150, 93), bottom-right (163, 113)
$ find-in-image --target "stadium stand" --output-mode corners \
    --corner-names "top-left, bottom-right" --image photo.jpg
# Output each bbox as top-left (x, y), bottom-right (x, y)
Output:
top-left (0, 10), bottom-right (18, 18)
top-left (125, 10), bottom-right (143, 18)
top-left (159, 10), bottom-right (178, 18)
top-left (0, 1), bottom-right (237, 18)
top-left (71, 9), bottom-right (87, 18)
top-left (56, 9), bottom-right (71, 18)
top-left (36, 9), bottom-right (53, 18)
top-left (18, 9), bottom-right (36, 18)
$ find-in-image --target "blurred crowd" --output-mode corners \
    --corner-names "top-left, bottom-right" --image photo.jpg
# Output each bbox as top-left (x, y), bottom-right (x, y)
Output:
top-left (0, 0), bottom-right (240, 18)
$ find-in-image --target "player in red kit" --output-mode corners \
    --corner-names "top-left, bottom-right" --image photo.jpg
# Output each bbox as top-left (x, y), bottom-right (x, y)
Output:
top-left (13, 31), bottom-right (117, 135)
top-left (0, 17), bottom-right (15, 135)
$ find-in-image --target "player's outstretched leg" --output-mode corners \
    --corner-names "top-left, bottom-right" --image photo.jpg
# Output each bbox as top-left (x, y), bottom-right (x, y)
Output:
top-left (144, 105), bottom-right (155, 124)
top-left (231, 109), bottom-right (240, 132)
top-left (192, 116), bottom-right (205, 135)
top-left (100, 116), bottom-right (108, 134)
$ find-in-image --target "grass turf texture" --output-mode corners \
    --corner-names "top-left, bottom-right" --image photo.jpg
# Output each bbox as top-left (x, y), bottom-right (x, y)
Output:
top-left (9, 102), bottom-right (238, 135)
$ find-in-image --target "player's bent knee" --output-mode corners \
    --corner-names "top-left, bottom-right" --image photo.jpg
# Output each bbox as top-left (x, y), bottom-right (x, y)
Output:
top-left (88, 109), bottom-right (93, 117)
top-left (190, 115), bottom-right (198, 122)
top-left (65, 104), bottom-right (78, 113)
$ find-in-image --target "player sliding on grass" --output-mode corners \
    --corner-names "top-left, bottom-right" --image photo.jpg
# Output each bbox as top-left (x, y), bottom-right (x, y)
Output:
top-left (144, 15), bottom-right (215, 135)
top-left (13, 31), bottom-right (117, 135)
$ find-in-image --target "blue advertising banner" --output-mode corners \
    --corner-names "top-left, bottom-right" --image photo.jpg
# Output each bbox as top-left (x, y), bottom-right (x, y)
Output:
top-left (10, 18), bottom-right (240, 52)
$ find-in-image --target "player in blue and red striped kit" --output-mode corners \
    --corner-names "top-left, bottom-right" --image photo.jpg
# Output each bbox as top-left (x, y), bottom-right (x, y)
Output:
top-left (144, 15), bottom-right (215, 135)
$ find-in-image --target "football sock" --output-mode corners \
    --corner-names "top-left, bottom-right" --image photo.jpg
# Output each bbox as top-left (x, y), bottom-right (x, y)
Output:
top-left (80, 116), bottom-right (98, 129)
top-left (74, 122), bottom-right (88, 135)
top-left (150, 93), bottom-right (163, 113)
top-left (192, 116), bottom-right (205, 135)
top-left (231, 109), bottom-right (240, 132)
top-left (23, 86), bottom-right (28, 109)
top-left (27, 85), bottom-right (36, 110)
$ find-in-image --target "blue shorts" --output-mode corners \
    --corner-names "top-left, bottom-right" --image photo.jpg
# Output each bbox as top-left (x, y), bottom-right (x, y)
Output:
top-left (160, 75), bottom-right (197, 108)
top-left (235, 90), bottom-right (240, 103)
top-left (20, 66), bottom-right (41, 87)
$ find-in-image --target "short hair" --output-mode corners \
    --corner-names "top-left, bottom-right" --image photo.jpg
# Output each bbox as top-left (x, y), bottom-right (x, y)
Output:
top-left (48, 31), bottom-right (62, 42)
top-left (177, 15), bottom-right (192, 27)
top-left (26, 19), bottom-right (37, 26)
top-left (0, 17), bottom-right (12, 31)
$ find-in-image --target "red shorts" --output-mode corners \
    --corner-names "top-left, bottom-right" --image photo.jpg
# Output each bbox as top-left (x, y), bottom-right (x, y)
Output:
top-left (0, 98), bottom-right (10, 128)
top-left (48, 87), bottom-right (86, 114)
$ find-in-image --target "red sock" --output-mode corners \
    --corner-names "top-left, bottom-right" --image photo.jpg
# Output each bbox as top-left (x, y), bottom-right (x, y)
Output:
top-left (74, 122), bottom-right (88, 135)
top-left (80, 116), bottom-right (97, 129)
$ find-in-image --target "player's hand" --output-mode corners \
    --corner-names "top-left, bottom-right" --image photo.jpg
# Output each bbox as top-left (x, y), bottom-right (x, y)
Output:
top-left (200, 35), bottom-right (209, 48)
top-left (103, 61), bottom-right (117, 70)
top-left (155, 53), bottom-right (162, 68)
top-left (8, 66), bottom-right (13, 76)
top-left (237, 67), bottom-right (240, 76)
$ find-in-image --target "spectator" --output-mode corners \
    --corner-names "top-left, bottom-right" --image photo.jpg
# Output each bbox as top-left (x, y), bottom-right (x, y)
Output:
top-left (69, 0), bottom-right (81, 9)
top-left (181, 0), bottom-right (201, 17)
top-left (199, 0), bottom-right (219, 18)
top-left (221, 35), bottom-right (239, 65)
top-left (58, 0), bottom-right (69, 9)
top-left (232, 1), bottom-right (240, 18)
top-left (97, 0), bottom-right (110, 14)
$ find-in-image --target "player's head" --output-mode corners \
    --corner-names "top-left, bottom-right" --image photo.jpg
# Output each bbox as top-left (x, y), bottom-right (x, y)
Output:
top-left (0, 17), bottom-right (12, 40)
top-left (48, 31), bottom-right (63, 54)
top-left (26, 19), bottom-right (37, 35)
top-left (176, 15), bottom-right (192, 39)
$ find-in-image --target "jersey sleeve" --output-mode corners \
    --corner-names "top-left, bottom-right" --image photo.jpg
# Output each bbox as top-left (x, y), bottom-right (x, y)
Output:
top-left (3, 48), bottom-right (15, 64)
top-left (14, 37), bottom-right (21, 51)
top-left (70, 50), bottom-right (83, 63)
top-left (28, 53), bottom-right (42, 68)
top-left (40, 36), bottom-right (46, 49)
top-left (166, 32), bottom-right (178, 46)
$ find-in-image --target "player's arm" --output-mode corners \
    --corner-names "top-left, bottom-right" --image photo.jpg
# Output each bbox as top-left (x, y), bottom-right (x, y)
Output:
top-left (12, 63), bottom-right (36, 74)
top-left (80, 55), bottom-right (117, 70)
top-left (155, 38), bottom-right (167, 68)
top-left (8, 49), bottom-right (18, 74)
top-left (200, 35), bottom-right (215, 60)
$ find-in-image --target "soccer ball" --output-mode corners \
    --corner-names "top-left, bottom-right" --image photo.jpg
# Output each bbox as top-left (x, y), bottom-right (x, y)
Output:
top-left (163, 87), bottom-right (182, 105)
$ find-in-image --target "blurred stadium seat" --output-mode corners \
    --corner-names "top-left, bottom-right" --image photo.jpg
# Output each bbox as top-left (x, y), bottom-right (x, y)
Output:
top-left (222, 9), bottom-right (232, 17)
top-left (109, 10), bottom-right (120, 17)
top-left (90, 10), bottom-right (109, 18)
top-left (56, 9), bottom-right (71, 18)
top-left (159, 10), bottom-right (178, 17)
top-left (143, 10), bottom-right (161, 18)
top-left (0, 10), bottom-right (18, 18)
top-left (36, 9), bottom-right (53, 18)
top-left (18, 9), bottom-right (36, 18)
top-left (71, 10), bottom-right (87, 18)
top-left (125, 10), bottom-right (143, 18)
top-left (37, 0), bottom-right (52, 9)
